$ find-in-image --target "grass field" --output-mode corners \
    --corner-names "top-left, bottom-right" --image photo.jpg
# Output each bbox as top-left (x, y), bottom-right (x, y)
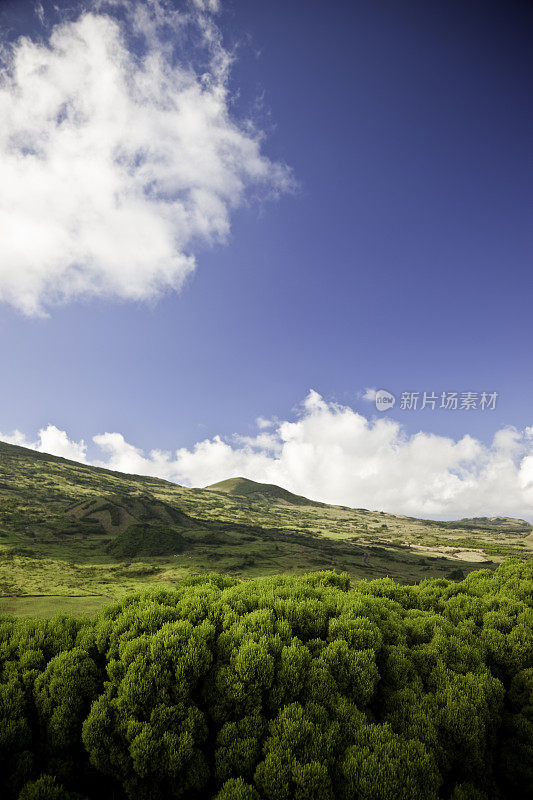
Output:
top-left (0, 594), bottom-right (113, 617)
top-left (0, 441), bottom-right (531, 615)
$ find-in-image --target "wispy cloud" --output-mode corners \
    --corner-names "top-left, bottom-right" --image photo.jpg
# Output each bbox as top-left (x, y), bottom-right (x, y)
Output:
top-left (3, 391), bottom-right (533, 521)
top-left (0, 0), bottom-right (292, 315)
top-left (361, 387), bottom-right (377, 402)
top-left (34, 3), bottom-right (45, 26)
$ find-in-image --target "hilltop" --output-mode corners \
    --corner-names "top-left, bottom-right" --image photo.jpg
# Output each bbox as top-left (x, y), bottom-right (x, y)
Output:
top-left (0, 439), bottom-right (531, 616)
top-left (206, 476), bottom-right (323, 506)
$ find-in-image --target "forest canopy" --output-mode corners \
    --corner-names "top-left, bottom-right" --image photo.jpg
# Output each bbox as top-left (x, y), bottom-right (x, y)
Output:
top-left (1, 562), bottom-right (532, 800)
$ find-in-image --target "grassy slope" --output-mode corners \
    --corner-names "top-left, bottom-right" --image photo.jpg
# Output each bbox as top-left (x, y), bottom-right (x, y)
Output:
top-left (0, 440), bottom-right (531, 615)
top-left (206, 476), bottom-right (324, 506)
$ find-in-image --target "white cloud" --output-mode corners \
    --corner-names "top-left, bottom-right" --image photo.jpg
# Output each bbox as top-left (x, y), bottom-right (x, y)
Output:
top-left (0, 0), bottom-right (291, 315)
top-left (34, 3), bottom-right (45, 26)
top-left (256, 416), bottom-right (275, 429)
top-left (3, 392), bottom-right (533, 521)
top-left (1, 423), bottom-right (87, 461)
top-left (190, 0), bottom-right (220, 11)
top-left (361, 387), bottom-right (377, 402)
top-left (39, 424), bottom-right (87, 461)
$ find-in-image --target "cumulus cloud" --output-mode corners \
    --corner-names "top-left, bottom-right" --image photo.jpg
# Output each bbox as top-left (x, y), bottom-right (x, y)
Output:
top-left (0, 0), bottom-right (291, 315)
top-left (1, 423), bottom-right (87, 461)
top-left (3, 391), bottom-right (533, 521)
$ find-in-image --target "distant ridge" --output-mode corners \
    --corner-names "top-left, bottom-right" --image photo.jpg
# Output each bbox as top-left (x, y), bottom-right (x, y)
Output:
top-left (205, 476), bottom-right (324, 507)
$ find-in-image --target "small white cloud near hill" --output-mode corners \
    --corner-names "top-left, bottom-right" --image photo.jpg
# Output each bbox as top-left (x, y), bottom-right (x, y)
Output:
top-left (1, 424), bottom-right (87, 462)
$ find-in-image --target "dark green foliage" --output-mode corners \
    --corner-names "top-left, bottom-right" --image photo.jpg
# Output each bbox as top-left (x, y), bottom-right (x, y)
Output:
top-left (215, 777), bottom-right (260, 800)
top-left (34, 648), bottom-right (101, 751)
top-left (18, 774), bottom-right (86, 800)
top-left (0, 562), bottom-right (532, 799)
top-left (106, 523), bottom-right (186, 558)
top-left (338, 722), bottom-right (440, 800)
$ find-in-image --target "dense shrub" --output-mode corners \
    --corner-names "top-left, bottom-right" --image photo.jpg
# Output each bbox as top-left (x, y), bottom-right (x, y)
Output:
top-left (107, 523), bottom-right (185, 557)
top-left (0, 562), bottom-right (531, 799)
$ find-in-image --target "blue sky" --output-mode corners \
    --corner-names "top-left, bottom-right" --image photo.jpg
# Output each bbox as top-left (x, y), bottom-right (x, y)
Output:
top-left (0, 0), bottom-right (532, 517)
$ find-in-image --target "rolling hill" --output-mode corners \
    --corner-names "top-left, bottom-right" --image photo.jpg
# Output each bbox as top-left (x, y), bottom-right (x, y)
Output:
top-left (206, 476), bottom-right (324, 506)
top-left (0, 439), bottom-right (531, 616)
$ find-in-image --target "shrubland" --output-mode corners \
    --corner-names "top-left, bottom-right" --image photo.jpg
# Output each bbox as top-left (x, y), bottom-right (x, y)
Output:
top-left (1, 561), bottom-right (532, 800)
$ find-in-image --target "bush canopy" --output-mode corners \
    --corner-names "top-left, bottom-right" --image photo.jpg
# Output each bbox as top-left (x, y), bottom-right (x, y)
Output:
top-left (1, 561), bottom-right (532, 800)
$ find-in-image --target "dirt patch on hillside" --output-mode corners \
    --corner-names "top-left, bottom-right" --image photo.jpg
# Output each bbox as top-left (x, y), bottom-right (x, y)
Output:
top-left (410, 543), bottom-right (491, 563)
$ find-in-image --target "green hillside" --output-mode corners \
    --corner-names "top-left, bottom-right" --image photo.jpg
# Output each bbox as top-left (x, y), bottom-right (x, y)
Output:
top-left (0, 439), bottom-right (531, 616)
top-left (206, 477), bottom-right (323, 506)
top-left (107, 523), bottom-right (186, 558)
